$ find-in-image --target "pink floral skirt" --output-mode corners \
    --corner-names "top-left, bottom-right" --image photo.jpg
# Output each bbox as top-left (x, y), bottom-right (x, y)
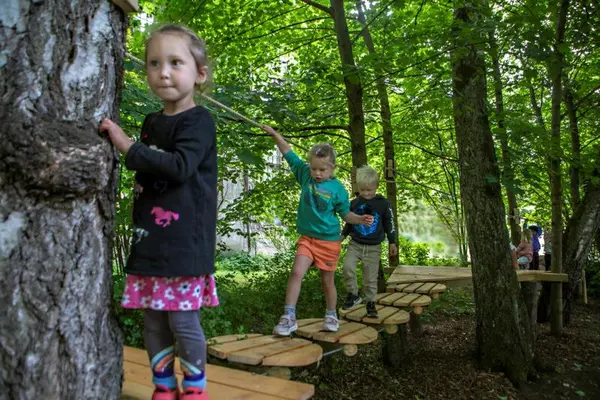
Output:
top-left (121, 274), bottom-right (219, 311)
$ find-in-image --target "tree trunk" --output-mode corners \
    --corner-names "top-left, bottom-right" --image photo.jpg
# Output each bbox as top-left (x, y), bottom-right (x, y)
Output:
top-left (489, 31), bottom-right (520, 246)
top-left (562, 180), bottom-right (600, 324)
top-left (0, 2), bottom-right (125, 398)
top-left (355, 0), bottom-right (399, 267)
top-left (451, 4), bottom-right (533, 385)
top-left (548, 0), bottom-right (570, 336)
top-left (330, 0), bottom-right (368, 170)
top-left (564, 82), bottom-right (581, 209)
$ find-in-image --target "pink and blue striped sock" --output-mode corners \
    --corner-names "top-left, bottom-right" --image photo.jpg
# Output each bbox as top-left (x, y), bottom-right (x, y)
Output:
top-left (150, 346), bottom-right (177, 389)
top-left (181, 358), bottom-right (206, 391)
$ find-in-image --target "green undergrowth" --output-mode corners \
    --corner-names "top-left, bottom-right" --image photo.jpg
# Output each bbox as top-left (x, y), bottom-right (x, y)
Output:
top-left (113, 241), bottom-right (463, 348)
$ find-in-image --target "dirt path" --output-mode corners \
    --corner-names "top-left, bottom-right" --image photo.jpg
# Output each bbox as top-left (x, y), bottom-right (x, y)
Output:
top-left (295, 302), bottom-right (600, 399)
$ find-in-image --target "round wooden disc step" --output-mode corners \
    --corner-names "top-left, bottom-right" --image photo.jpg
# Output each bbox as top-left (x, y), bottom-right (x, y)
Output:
top-left (338, 303), bottom-right (410, 326)
top-left (294, 318), bottom-right (378, 346)
top-left (208, 333), bottom-right (322, 367)
top-left (377, 292), bottom-right (432, 308)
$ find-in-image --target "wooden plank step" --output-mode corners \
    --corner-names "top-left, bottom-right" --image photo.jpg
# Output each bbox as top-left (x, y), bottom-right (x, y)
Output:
top-left (337, 326), bottom-right (378, 344)
top-left (262, 343), bottom-right (323, 367)
top-left (124, 346), bottom-right (314, 400)
top-left (209, 333), bottom-right (263, 345)
top-left (393, 293), bottom-right (423, 307)
top-left (344, 304), bottom-right (383, 322)
top-left (295, 319), bottom-right (378, 345)
top-left (413, 282), bottom-right (436, 293)
top-left (311, 322), bottom-right (365, 343)
top-left (379, 292), bottom-right (408, 305)
top-left (409, 294), bottom-right (432, 307)
top-left (227, 338), bottom-right (314, 366)
top-left (295, 319), bottom-right (348, 338)
top-left (297, 318), bottom-right (323, 327)
top-left (362, 306), bottom-right (400, 325)
top-left (381, 309), bottom-right (410, 325)
top-left (394, 283), bottom-right (412, 291)
top-left (208, 335), bottom-right (288, 359)
top-left (430, 283), bottom-right (447, 293)
top-left (403, 282), bottom-right (426, 293)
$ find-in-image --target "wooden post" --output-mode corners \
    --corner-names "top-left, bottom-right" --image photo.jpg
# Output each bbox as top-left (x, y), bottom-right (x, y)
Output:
top-left (409, 313), bottom-right (423, 337)
top-left (381, 325), bottom-right (409, 368)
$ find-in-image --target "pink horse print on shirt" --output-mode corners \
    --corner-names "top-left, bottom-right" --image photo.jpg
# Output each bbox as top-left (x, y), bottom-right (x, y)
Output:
top-left (151, 207), bottom-right (179, 227)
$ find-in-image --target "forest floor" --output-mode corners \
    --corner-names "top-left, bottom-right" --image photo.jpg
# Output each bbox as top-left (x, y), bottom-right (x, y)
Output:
top-left (294, 297), bottom-right (600, 400)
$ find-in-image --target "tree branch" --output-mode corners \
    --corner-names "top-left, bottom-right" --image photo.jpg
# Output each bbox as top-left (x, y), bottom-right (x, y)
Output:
top-left (301, 0), bottom-right (333, 15)
top-left (296, 125), bottom-right (348, 131)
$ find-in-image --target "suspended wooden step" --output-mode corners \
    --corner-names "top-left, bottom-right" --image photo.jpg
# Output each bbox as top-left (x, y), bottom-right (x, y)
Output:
top-left (387, 282), bottom-right (447, 299)
top-left (375, 292), bottom-right (432, 314)
top-left (338, 303), bottom-right (410, 335)
top-left (207, 333), bottom-right (322, 368)
top-left (123, 346), bottom-right (314, 400)
top-left (294, 318), bottom-right (378, 357)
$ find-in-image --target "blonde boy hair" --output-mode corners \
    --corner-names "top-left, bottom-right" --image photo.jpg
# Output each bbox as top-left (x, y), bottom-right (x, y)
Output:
top-left (356, 165), bottom-right (379, 187)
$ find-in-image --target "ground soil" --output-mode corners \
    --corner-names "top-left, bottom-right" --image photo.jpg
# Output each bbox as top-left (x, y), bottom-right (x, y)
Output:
top-left (294, 302), bottom-right (600, 399)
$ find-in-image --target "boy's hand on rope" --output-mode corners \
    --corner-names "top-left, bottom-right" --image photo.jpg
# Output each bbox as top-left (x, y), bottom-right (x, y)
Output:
top-left (100, 119), bottom-right (134, 155)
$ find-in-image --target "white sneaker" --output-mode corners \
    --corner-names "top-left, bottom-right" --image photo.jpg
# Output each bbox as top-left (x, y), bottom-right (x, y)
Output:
top-left (273, 314), bottom-right (297, 336)
top-left (323, 315), bottom-right (339, 332)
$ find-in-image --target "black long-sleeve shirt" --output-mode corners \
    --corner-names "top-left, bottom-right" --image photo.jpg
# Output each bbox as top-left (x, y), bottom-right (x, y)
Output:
top-left (124, 106), bottom-right (217, 277)
top-left (342, 195), bottom-right (397, 245)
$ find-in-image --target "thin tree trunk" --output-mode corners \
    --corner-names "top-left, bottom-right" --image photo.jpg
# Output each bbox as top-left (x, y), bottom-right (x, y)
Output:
top-left (564, 82), bottom-right (581, 209)
top-left (0, 2), bottom-right (125, 398)
top-left (330, 0), bottom-right (368, 169)
top-left (548, 0), bottom-right (570, 336)
top-left (451, 4), bottom-right (533, 385)
top-left (489, 31), bottom-right (520, 246)
top-left (562, 179), bottom-right (600, 324)
top-left (355, 0), bottom-right (399, 267)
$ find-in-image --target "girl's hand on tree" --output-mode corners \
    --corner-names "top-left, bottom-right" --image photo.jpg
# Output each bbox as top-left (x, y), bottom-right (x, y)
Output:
top-left (100, 119), bottom-right (133, 155)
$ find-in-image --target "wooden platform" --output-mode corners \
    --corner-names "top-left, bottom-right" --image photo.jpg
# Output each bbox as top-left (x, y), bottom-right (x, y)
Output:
top-left (294, 318), bottom-right (378, 356)
top-left (207, 334), bottom-right (322, 367)
top-left (388, 282), bottom-right (447, 298)
top-left (386, 266), bottom-right (568, 288)
top-left (123, 346), bottom-right (314, 400)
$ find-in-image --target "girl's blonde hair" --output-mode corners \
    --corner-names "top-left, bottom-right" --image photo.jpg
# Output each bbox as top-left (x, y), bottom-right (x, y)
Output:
top-left (146, 24), bottom-right (211, 93)
top-left (521, 229), bottom-right (532, 243)
top-left (356, 165), bottom-right (379, 187)
top-left (309, 143), bottom-right (336, 165)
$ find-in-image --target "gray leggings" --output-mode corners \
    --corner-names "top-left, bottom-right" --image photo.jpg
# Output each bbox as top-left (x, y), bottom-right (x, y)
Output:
top-left (144, 310), bottom-right (206, 373)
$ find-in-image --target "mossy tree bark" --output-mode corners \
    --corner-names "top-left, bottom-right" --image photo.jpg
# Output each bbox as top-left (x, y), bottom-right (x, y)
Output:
top-left (0, 1), bottom-right (126, 398)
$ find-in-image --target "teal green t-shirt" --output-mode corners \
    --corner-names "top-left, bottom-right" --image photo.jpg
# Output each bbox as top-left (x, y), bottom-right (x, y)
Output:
top-left (284, 151), bottom-right (350, 241)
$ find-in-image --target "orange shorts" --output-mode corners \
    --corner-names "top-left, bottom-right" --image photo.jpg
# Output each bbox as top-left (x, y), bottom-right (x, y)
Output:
top-left (296, 235), bottom-right (342, 271)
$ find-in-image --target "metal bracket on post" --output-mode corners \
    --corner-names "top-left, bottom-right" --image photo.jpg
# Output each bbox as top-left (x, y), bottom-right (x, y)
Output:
top-left (385, 158), bottom-right (396, 182)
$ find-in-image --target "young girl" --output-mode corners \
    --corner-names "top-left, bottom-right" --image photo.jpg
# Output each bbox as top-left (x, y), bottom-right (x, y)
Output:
top-left (260, 126), bottom-right (374, 336)
top-left (100, 25), bottom-right (217, 400)
top-left (515, 229), bottom-right (533, 270)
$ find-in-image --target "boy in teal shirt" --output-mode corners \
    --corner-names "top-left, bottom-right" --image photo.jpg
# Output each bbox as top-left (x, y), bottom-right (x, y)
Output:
top-left (261, 125), bottom-right (373, 335)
